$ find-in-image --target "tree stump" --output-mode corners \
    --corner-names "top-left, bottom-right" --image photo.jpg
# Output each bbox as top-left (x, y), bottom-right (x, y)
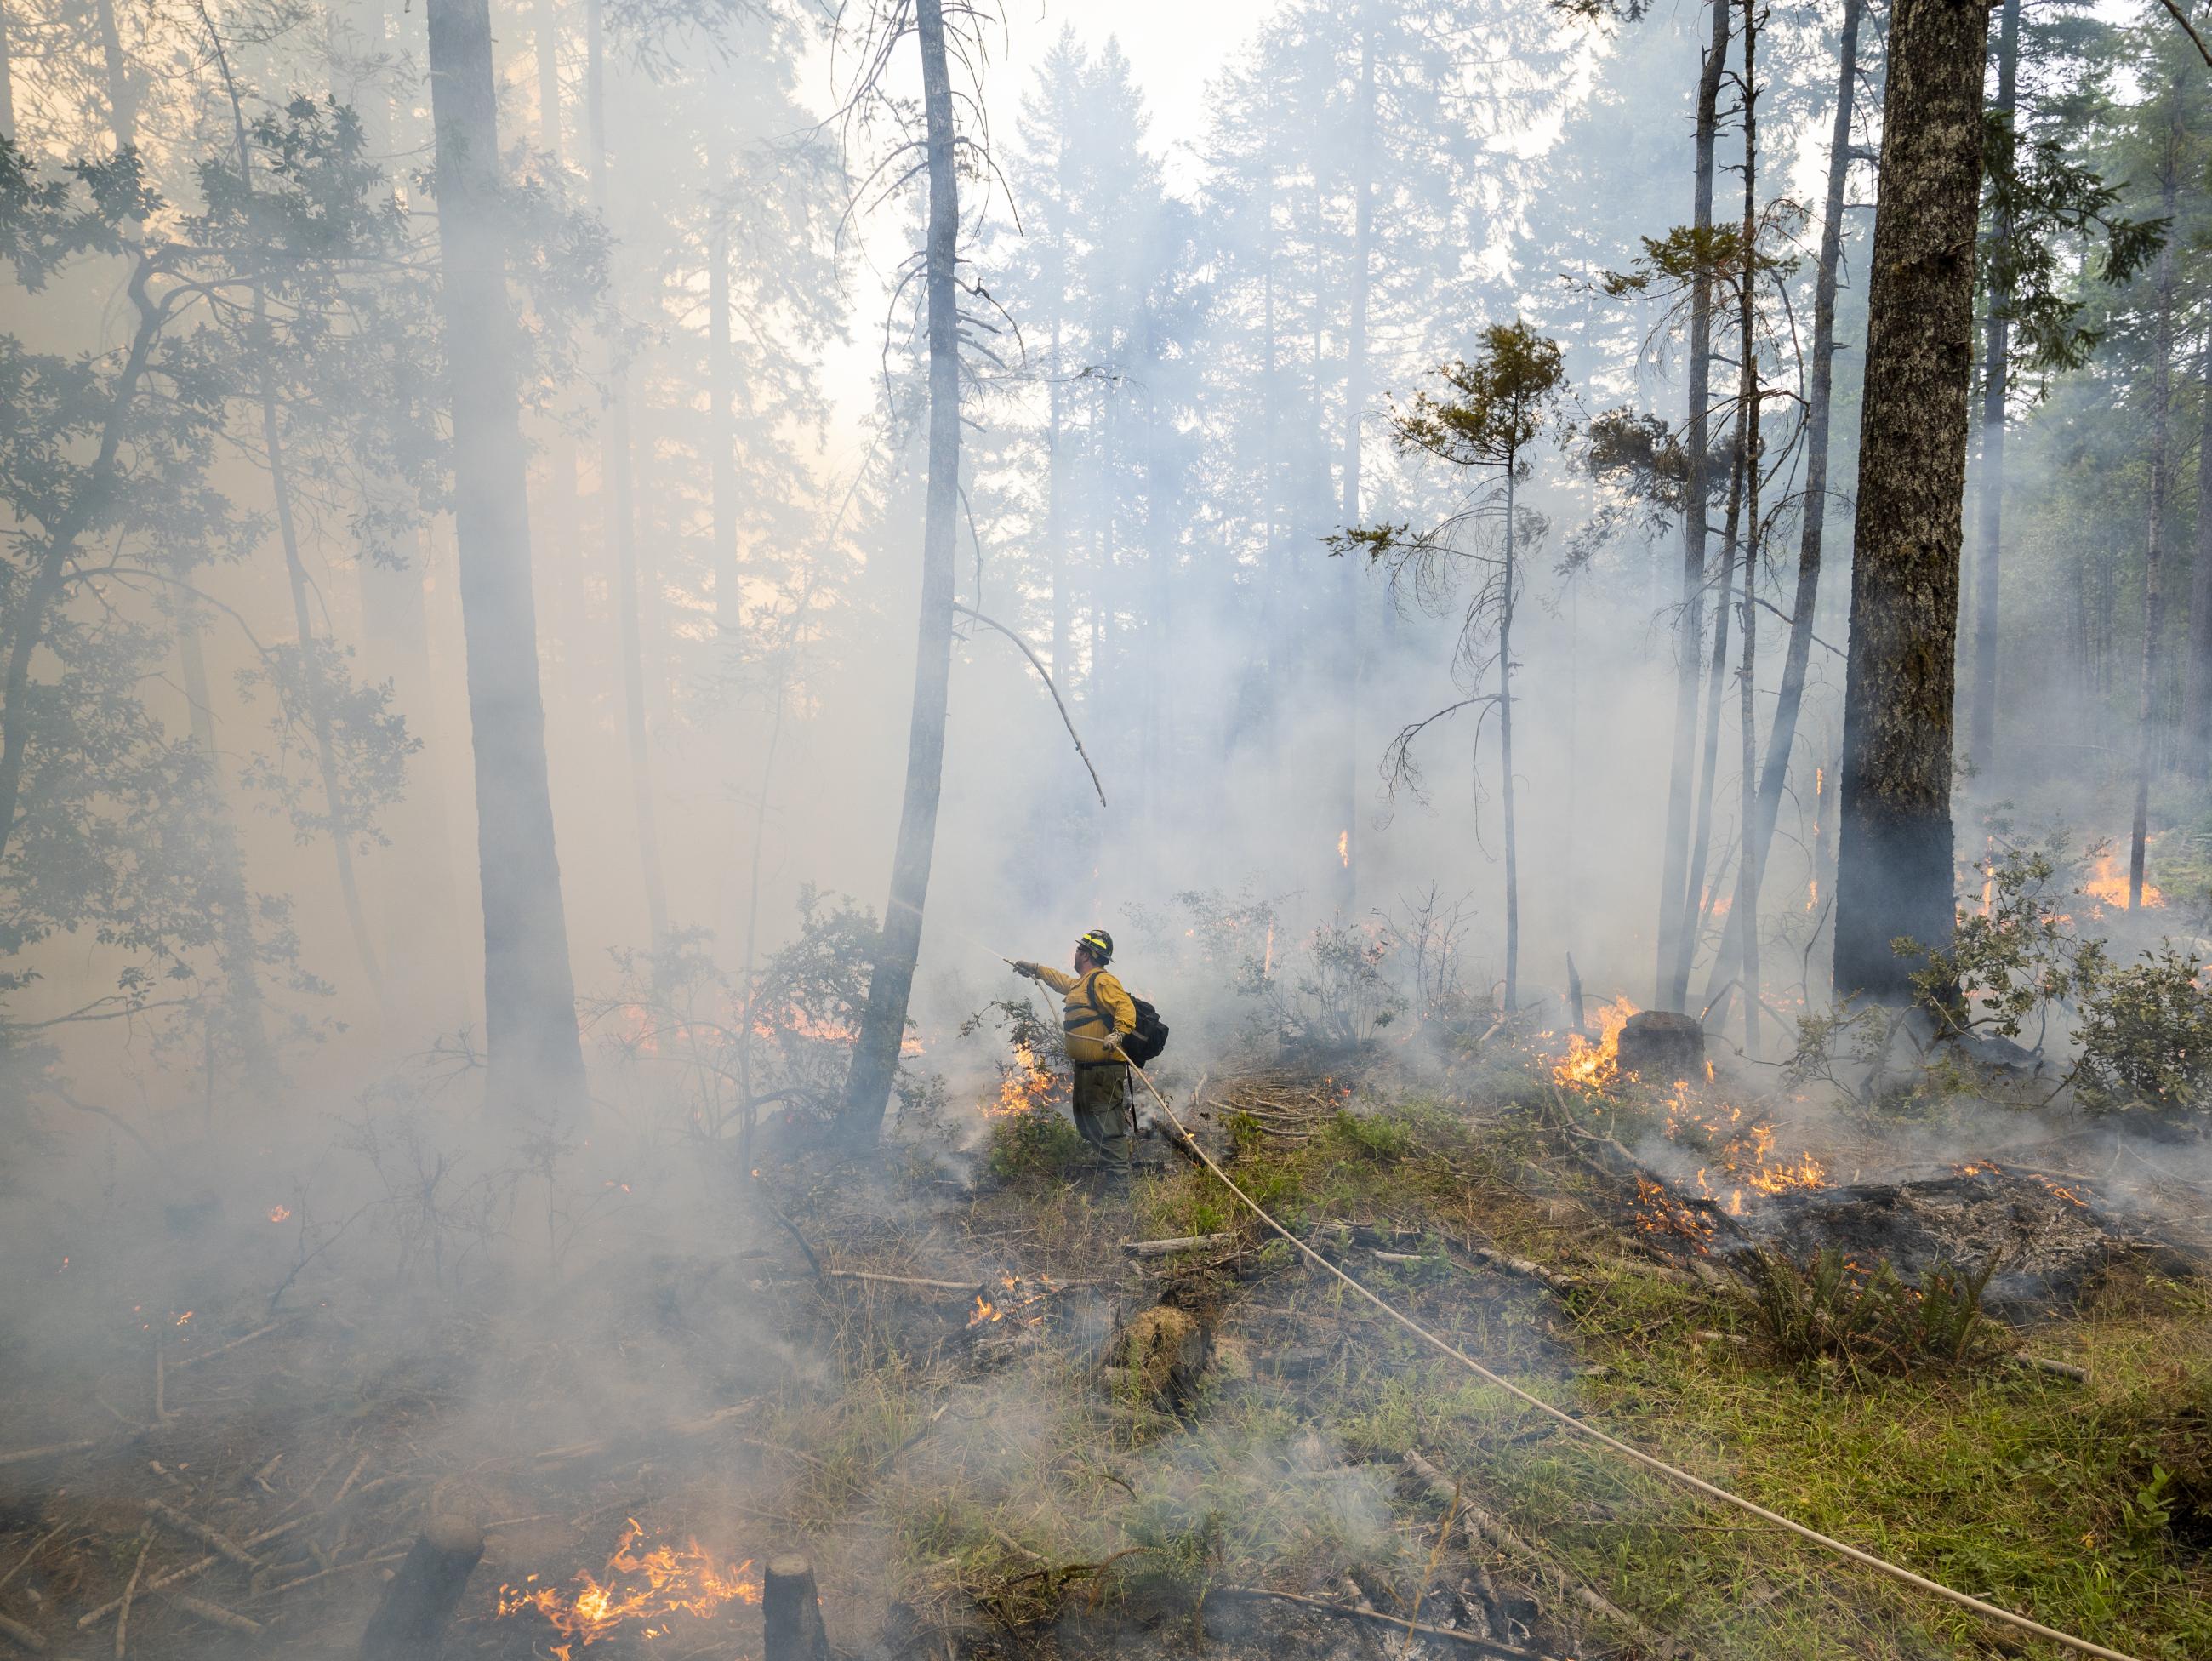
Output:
top-left (762, 1554), bottom-right (830, 1661)
top-left (1100, 1304), bottom-right (1211, 1412)
top-left (358, 1515), bottom-right (483, 1661)
top-left (1617, 1011), bottom-right (1705, 1085)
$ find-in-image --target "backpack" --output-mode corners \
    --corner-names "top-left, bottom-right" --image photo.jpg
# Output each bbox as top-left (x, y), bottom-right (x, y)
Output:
top-left (1124, 996), bottom-right (1171, 1068)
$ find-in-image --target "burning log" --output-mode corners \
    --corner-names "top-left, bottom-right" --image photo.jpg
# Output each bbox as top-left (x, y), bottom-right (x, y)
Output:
top-left (761, 1554), bottom-right (830, 1661)
top-left (357, 1515), bottom-right (484, 1661)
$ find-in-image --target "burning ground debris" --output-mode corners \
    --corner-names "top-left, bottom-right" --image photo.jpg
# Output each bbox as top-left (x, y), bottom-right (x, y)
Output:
top-left (495, 1517), bottom-right (759, 1658)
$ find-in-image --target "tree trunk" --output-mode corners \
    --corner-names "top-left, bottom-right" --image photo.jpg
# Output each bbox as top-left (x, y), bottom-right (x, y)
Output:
top-left (2129, 156), bottom-right (2180, 910)
top-left (708, 160), bottom-right (738, 630)
top-left (0, 2), bottom-right (16, 143)
top-left (94, 0), bottom-right (131, 148)
top-left (1673, 400), bottom-right (1743, 1007)
top-left (1730, 0), bottom-right (1763, 1059)
top-left (2186, 329), bottom-right (2212, 778)
top-left (1703, 0), bottom-right (1861, 1016)
top-left (1655, 0), bottom-right (1731, 1010)
top-left (1500, 465), bottom-right (1519, 1015)
top-left (1831, 0), bottom-right (1991, 1002)
top-left (1048, 315), bottom-right (1069, 679)
top-left (1335, 11), bottom-right (1376, 914)
top-left (585, 0), bottom-right (670, 949)
top-left (424, 0), bottom-right (587, 1113)
top-left (1968, 0), bottom-right (2020, 776)
top-left (840, 0), bottom-right (961, 1140)
top-left (535, 0), bottom-right (561, 160)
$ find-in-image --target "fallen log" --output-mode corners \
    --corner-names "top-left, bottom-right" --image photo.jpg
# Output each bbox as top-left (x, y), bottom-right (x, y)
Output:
top-left (1205, 1586), bottom-right (1560, 1660)
top-left (2013, 1353), bottom-right (2089, 1383)
top-left (357, 1516), bottom-right (483, 1661)
top-left (77, 1557), bottom-right (219, 1628)
top-left (1123, 1234), bottom-right (1233, 1259)
top-left (0, 1612), bottom-right (44, 1653)
top-left (164, 1593), bottom-right (259, 1634)
top-left (0, 1440), bottom-right (100, 1470)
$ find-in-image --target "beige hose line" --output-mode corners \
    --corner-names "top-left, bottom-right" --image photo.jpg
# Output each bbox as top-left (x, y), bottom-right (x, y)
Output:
top-left (1113, 1051), bottom-right (2146, 1661)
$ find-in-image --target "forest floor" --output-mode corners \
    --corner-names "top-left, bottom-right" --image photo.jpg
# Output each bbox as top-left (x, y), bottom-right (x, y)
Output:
top-left (1, 1045), bottom-right (2209, 1661)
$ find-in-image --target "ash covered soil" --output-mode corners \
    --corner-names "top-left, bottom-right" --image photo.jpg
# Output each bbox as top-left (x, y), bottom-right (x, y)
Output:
top-left (3, 1066), bottom-right (2210, 1661)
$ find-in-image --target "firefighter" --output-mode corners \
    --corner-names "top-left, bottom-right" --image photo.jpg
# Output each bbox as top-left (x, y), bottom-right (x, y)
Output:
top-left (1012, 928), bottom-right (1135, 1171)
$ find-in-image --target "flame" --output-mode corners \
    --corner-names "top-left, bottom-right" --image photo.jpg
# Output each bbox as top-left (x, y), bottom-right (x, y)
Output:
top-left (1806, 876), bottom-right (1817, 913)
top-left (967, 1274), bottom-right (1055, 1329)
top-left (267, 1205), bottom-right (292, 1224)
top-left (2083, 853), bottom-right (2161, 910)
top-left (1337, 830), bottom-right (1350, 868)
top-left (497, 1519), bottom-right (758, 1659)
top-left (987, 1042), bottom-right (1058, 1118)
top-left (1553, 996), bottom-right (1637, 1093)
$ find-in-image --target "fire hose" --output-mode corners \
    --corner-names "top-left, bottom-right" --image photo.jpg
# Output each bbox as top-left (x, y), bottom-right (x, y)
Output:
top-left (1106, 1043), bottom-right (2148, 1661)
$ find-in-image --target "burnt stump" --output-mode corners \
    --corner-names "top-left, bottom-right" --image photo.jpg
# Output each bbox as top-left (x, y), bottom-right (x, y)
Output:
top-left (1617, 1010), bottom-right (1705, 1085)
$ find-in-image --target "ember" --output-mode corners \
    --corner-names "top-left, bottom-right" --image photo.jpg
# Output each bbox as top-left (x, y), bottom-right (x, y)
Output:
top-left (968, 1273), bottom-right (1057, 1328)
top-left (496, 1518), bottom-right (758, 1660)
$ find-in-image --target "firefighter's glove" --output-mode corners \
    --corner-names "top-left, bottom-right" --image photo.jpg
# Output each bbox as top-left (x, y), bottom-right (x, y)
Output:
top-left (1012, 961), bottom-right (1041, 981)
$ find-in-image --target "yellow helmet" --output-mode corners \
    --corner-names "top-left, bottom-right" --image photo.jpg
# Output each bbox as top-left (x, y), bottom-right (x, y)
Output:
top-left (1078, 928), bottom-right (1114, 964)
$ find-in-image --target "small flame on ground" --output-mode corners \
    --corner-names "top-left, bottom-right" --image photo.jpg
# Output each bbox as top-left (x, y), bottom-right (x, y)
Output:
top-left (496, 1519), bottom-right (758, 1660)
top-left (1337, 830), bottom-right (1350, 869)
top-left (968, 1274), bottom-right (1057, 1329)
top-left (267, 1205), bottom-right (292, 1224)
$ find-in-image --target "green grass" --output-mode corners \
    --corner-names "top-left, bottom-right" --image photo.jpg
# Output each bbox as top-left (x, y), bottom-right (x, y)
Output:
top-left (780, 1089), bottom-right (2212, 1657)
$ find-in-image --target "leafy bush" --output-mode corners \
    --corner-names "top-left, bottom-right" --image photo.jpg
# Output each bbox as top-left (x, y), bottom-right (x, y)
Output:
top-left (1745, 1248), bottom-right (2009, 1380)
top-left (1240, 922), bottom-right (1405, 1050)
top-left (983, 1108), bottom-right (1089, 1184)
top-left (2073, 944), bottom-right (2212, 1120)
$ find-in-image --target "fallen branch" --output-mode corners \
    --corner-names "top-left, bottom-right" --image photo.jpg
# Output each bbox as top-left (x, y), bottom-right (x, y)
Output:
top-left (1403, 1452), bottom-right (1654, 1647)
top-left (143, 1500), bottom-right (262, 1570)
top-left (1123, 1234), bottom-right (1233, 1259)
top-left (751, 1174), bottom-right (824, 1283)
top-left (1206, 1586), bottom-right (1559, 1660)
top-left (77, 1558), bottom-right (218, 1629)
top-left (0, 1528), bottom-right (60, 1597)
top-left (0, 1439), bottom-right (100, 1470)
top-left (170, 1319), bottom-right (295, 1373)
top-left (825, 1269), bottom-right (982, 1293)
top-left (953, 602), bottom-right (1108, 807)
top-left (163, 1593), bottom-right (259, 1633)
top-left (2013, 1353), bottom-right (2089, 1383)
top-left (0, 1612), bottom-right (44, 1653)
top-left (114, 1532), bottom-right (151, 1659)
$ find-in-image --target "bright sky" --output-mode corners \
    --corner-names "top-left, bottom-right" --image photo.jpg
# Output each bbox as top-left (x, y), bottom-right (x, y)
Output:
top-left (816, 0), bottom-right (1274, 446)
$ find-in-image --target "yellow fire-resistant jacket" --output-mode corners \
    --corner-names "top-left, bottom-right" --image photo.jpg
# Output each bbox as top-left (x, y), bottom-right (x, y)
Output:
top-left (1023, 964), bottom-right (1137, 1066)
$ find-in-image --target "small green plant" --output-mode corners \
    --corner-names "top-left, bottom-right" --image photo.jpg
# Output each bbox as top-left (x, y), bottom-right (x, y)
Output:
top-left (1745, 1248), bottom-right (2007, 1380)
top-left (2073, 944), bottom-right (2212, 1120)
top-left (983, 1109), bottom-right (1089, 1184)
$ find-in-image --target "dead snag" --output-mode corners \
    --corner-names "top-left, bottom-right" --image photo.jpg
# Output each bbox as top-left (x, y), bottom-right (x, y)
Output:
top-left (357, 1515), bottom-right (484, 1661)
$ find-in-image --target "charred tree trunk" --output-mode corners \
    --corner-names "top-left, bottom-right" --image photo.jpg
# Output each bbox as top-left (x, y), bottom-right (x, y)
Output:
top-left (586, 0), bottom-right (670, 948)
top-left (841, 0), bottom-right (961, 1140)
top-left (1831, 0), bottom-right (1991, 1002)
top-left (1968, 0), bottom-right (2021, 776)
top-left (2129, 156), bottom-right (2181, 910)
top-left (2186, 329), bottom-right (2212, 777)
top-left (1655, 0), bottom-right (1732, 1010)
top-left (424, 0), bottom-right (588, 1113)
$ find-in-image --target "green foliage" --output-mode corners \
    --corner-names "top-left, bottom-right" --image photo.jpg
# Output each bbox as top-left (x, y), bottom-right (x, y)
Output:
top-left (983, 1106), bottom-right (1089, 1184)
top-left (1391, 320), bottom-right (1567, 470)
top-left (1745, 1249), bottom-right (2010, 1381)
top-left (1238, 921), bottom-right (1404, 1052)
top-left (2073, 944), bottom-right (2212, 1118)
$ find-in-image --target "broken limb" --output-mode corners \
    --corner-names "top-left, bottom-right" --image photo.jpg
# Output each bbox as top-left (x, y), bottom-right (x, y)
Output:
top-left (953, 602), bottom-right (1107, 807)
